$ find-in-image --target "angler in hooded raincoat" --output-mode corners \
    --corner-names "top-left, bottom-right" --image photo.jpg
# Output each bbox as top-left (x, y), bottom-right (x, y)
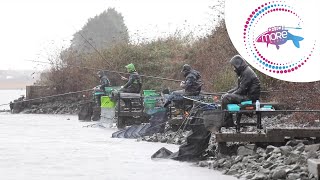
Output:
top-left (120, 63), bottom-right (142, 93)
top-left (164, 64), bottom-right (203, 107)
top-left (97, 70), bottom-right (111, 91)
top-left (221, 55), bottom-right (261, 127)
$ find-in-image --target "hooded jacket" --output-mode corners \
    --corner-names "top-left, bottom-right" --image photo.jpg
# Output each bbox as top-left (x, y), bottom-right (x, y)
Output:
top-left (228, 55), bottom-right (261, 100)
top-left (100, 75), bottom-right (110, 87)
top-left (123, 64), bottom-right (142, 93)
top-left (182, 68), bottom-right (202, 94)
top-left (98, 71), bottom-right (110, 91)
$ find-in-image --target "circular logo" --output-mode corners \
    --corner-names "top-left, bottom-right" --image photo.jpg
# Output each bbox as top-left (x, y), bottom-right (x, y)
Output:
top-left (225, 0), bottom-right (320, 82)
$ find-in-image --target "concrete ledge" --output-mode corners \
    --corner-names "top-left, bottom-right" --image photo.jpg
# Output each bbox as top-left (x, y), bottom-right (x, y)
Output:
top-left (308, 159), bottom-right (320, 178)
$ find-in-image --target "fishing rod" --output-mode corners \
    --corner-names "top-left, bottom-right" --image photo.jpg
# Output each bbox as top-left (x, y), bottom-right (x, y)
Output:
top-left (183, 96), bottom-right (214, 105)
top-left (75, 28), bottom-right (203, 83)
top-left (0, 88), bottom-right (93, 107)
top-left (200, 90), bottom-right (282, 96)
top-left (76, 29), bottom-right (124, 77)
top-left (26, 59), bottom-right (182, 82)
top-left (26, 59), bottom-right (285, 96)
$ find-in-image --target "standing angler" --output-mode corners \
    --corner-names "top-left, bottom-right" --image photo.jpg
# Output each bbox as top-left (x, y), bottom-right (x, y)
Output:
top-left (255, 26), bottom-right (304, 50)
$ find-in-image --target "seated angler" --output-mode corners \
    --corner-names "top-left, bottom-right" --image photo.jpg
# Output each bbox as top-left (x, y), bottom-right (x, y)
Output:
top-left (97, 70), bottom-right (111, 92)
top-left (94, 71), bottom-right (111, 106)
top-left (120, 63), bottom-right (142, 94)
top-left (221, 55), bottom-right (261, 127)
top-left (164, 64), bottom-right (202, 107)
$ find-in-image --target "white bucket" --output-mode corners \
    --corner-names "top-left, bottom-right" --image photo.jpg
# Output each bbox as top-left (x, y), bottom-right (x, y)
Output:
top-left (100, 107), bottom-right (115, 128)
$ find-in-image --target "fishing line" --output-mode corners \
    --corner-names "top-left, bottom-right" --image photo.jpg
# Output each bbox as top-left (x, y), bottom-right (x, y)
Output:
top-left (24, 60), bottom-right (283, 96)
top-left (25, 59), bottom-right (182, 82)
top-left (75, 29), bottom-right (124, 77)
top-left (0, 89), bottom-right (93, 107)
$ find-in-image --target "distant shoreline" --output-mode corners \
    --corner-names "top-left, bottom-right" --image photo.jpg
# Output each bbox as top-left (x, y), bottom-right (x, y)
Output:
top-left (0, 88), bottom-right (26, 90)
top-left (0, 82), bottom-right (31, 89)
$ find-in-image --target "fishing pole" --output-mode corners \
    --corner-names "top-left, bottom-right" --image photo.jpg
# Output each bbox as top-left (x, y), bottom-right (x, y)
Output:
top-left (183, 96), bottom-right (214, 105)
top-left (201, 90), bottom-right (282, 96)
top-left (26, 59), bottom-right (285, 95)
top-left (26, 59), bottom-right (182, 82)
top-left (75, 28), bottom-right (124, 77)
top-left (0, 88), bottom-right (93, 107)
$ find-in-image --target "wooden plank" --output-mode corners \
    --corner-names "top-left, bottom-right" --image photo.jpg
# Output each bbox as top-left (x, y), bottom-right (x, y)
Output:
top-left (215, 132), bottom-right (284, 143)
top-left (267, 128), bottom-right (320, 138)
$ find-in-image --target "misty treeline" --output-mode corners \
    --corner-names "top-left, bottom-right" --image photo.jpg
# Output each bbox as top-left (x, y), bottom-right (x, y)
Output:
top-left (36, 7), bottom-right (320, 113)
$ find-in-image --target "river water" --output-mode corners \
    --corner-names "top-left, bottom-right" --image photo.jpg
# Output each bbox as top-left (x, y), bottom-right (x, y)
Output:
top-left (0, 113), bottom-right (236, 180)
top-left (0, 89), bottom-right (25, 110)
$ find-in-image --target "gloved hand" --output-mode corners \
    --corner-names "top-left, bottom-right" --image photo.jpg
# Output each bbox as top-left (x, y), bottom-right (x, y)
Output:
top-left (221, 93), bottom-right (228, 100)
top-left (180, 81), bottom-right (186, 88)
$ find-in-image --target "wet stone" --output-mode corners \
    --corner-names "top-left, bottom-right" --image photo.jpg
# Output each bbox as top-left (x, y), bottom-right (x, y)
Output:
top-left (287, 173), bottom-right (300, 180)
top-left (305, 144), bottom-right (320, 153)
top-left (234, 155), bottom-right (243, 163)
top-left (279, 146), bottom-right (293, 156)
top-left (266, 145), bottom-right (277, 154)
top-left (237, 144), bottom-right (256, 156)
top-left (198, 161), bottom-right (209, 167)
top-left (244, 173), bottom-right (255, 179)
top-left (222, 161), bottom-right (232, 169)
top-left (259, 168), bottom-right (270, 175)
top-left (307, 151), bottom-right (318, 159)
top-left (284, 157), bottom-right (296, 165)
top-left (252, 173), bottom-right (267, 180)
top-left (263, 162), bottom-right (273, 169)
top-left (226, 169), bottom-right (238, 175)
top-left (308, 159), bottom-right (320, 179)
top-left (230, 164), bottom-right (242, 171)
top-left (295, 143), bottom-right (305, 152)
top-left (217, 158), bottom-right (226, 164)
top-left (271, 169), bottom-right (287, 179)
top-left (256, 147), bottom-right (266, 156)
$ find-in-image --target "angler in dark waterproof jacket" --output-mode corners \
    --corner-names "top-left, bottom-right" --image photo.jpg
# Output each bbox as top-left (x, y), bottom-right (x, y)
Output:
top-left (181, 64), bottom-right (202, 95)
top-left (222, 55), bottom-right (261, 108)
top-left (163, 64), bottom-right (202, 107)
top-left (97, 71), bottom-right (111, 91)
top-left (120, 63), bottom-right (142, 93)
top-left (221, 55), bottom-right (261, 126)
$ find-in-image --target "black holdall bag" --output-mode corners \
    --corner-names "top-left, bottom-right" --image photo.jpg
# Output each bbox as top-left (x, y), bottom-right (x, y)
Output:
top-left (202, 110), bottom-right (225, 133)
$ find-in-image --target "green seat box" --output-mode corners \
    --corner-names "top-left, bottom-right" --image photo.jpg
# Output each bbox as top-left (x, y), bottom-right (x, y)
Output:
top-left (227, 104), bottom-right (240, 111)
top-left (101, 96), bottom-right (116, 108)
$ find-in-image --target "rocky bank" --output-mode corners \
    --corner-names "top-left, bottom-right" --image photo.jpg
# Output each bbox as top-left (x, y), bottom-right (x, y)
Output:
top-left (137, 114), bottom-right (320, 179)
top-left (11, 96), bottom-right (91, 115)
